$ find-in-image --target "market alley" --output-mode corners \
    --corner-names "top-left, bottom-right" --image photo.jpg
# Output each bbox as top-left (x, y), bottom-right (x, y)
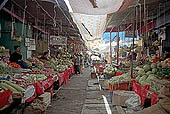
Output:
top-left (47, 68), bottom-right (116, 114)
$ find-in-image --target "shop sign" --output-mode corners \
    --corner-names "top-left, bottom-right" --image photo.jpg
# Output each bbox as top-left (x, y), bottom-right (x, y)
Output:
top-left (27, 38), bottom-right (36, 50)
top-left (50, 35), bottom-right (67, 45)
top-left (125, 30), bottom-right (137, 38)
top-left (27, 24), bottom-right (33, 38)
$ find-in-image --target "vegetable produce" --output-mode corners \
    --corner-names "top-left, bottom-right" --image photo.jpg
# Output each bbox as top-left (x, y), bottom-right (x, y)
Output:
top-left (140, 81), bottom-right (150, 87)
top-left (0, 82), bottom-right (19, 93)
top-left (146, 71), bottom-right (152, 76)
top-left (139, 75), bottom-right (147, 84)
top-left (42, 60), bottom-right (68, 71)
top-left (8, 62), bottom-right (21, 68)
top-left (152, 68), bottom-right (157, 74)
top-left (156, 67), bottom-right (170, 79)
top-left (164, 58), bottom-right (170, 67)
top-left (151, 63), bottom-right (157, 69)
top-left (27, 74), bottom-right (47, 81)
top-left (146, 74), bottom-right (156, 82)
top-left (143, 64), bottom-right (151, 72)
top-left (3, 80), bottom-right (25, 92)
top-left (0, 62), bottom-right (13, 75)
top-left (0, 46), bottom-right (5, 52)
top-left (109, 73), bottom-right (131, 85)
top-left (138, 69), bottom-right (145, 76)
top-left (104, 66), bottom-right (117, 75)
top-left (136, 75), bottom-right (141, 82)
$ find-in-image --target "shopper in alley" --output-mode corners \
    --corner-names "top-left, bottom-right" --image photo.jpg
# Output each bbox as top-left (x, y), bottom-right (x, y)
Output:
top-left (74, 54), bottom-right (80, 74)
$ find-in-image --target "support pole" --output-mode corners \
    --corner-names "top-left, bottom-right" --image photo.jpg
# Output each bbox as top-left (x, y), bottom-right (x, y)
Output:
top-left (131, 7), bottom-right (137, 77)
top-left (117, 27), bottom-right (120, 65)
top-left (110, 32), bottom-right (112, 64)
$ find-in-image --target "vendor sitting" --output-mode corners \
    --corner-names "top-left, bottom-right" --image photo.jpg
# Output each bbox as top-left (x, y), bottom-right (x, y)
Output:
top-left (10, 46), bottom-right (28, 69)
top-left (40, 52), bottom-right (49, 61)
top-left (164, 51), bottom-right (170, 60)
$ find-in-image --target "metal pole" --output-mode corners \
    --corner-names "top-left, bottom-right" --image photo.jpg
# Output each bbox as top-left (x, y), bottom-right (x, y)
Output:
top-left (131, 7), bottom-right (136, 77)
top-left (117, 27), bottom-right (120, 65)
top-left (110, 32), bottom-right (112, 64)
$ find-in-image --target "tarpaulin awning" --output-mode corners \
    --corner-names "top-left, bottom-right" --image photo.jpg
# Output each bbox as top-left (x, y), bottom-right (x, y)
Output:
top-left (68, 0), bottom-right (134, 15)
top-left (71, 13), bottom-right (107, 41)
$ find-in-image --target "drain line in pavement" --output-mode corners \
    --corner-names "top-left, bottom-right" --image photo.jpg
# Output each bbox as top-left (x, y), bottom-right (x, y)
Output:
top-left (99, 84), bottom-right (102, 91)
top-left (98, 76), bottom-right (102, 91)
top-left (102, 95), bottom-right (112, 114)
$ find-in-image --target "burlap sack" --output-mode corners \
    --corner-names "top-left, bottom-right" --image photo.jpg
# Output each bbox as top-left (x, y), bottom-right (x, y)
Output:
top-left (134, 104), bottom-right (168, 114)
top-left (24, 99), bottom-right (46, 114)
top-left (160, 86), bottom-right (170, 97)
top-left (158, 94), bottom-right (170, 113)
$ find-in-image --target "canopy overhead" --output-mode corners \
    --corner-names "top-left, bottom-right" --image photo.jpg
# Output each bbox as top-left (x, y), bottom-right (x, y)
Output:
top-left (68, 0), bottom-right (135, 15)
top-left (71, 13), bottom-right (107, 41)
top-left (105, 0), bottom-right (170, 32)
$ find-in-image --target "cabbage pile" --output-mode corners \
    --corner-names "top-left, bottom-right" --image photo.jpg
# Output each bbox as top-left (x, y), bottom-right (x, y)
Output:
top-left (136, 63), bottom-right (158, 86)
top-left (26, 74), bottom-right (47, 81)
top-left (103, 66), bottom-right (117, 75)
top-left (108, 73), bottom-right (131, 85)
top-left (54, 65), bottom-right (68, 71)
top-left (0, 62), bottom-right (13, 76)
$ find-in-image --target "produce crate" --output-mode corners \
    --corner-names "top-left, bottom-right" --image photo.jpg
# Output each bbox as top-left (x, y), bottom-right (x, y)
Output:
top-left (109, 82), bottom-right (129, 92)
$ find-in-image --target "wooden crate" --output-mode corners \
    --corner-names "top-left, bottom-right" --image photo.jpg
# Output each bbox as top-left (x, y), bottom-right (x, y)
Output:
top-left (109, 82), bottom-right (129, 92)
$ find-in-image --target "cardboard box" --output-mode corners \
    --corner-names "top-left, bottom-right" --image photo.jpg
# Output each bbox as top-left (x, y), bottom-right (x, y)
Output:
top-left (112, 91), bottom-right (136, 106)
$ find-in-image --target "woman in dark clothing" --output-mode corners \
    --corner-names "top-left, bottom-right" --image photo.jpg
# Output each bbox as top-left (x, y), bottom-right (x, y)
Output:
top-left (10, 46), bottom-right (28, 69)
top-left (164, 51), bottom-right (170, 60)
top-left (10, 46), bottom-right (22, 62)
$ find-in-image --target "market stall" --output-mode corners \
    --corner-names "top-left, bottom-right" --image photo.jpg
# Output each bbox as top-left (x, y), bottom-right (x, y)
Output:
top-left (0, 46), bottom-right (75, 113)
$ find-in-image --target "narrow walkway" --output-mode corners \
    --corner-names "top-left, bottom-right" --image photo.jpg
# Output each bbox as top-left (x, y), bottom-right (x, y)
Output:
top-left (47, 68), bottom-right (116, 114)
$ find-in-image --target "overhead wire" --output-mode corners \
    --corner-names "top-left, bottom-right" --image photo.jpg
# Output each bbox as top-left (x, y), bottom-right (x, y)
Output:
top-left (55, 0), bottom-right (76, 30)
top-left (22, 0), bottom-right (27, 36)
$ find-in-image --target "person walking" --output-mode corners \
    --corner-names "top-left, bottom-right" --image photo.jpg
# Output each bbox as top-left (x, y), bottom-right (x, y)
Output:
top-left (74, 54), bottom-right (80, 74)
top-left (79, 55), bottom-right (84, 74)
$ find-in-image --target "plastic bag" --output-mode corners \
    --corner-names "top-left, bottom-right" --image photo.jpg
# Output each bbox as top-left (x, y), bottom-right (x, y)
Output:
top-left (125, 93), bottom-right (143, 111)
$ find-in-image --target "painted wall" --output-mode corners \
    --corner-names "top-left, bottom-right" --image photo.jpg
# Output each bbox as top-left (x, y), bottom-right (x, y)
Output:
top-left (0, 10), bottom-right (27, 59)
